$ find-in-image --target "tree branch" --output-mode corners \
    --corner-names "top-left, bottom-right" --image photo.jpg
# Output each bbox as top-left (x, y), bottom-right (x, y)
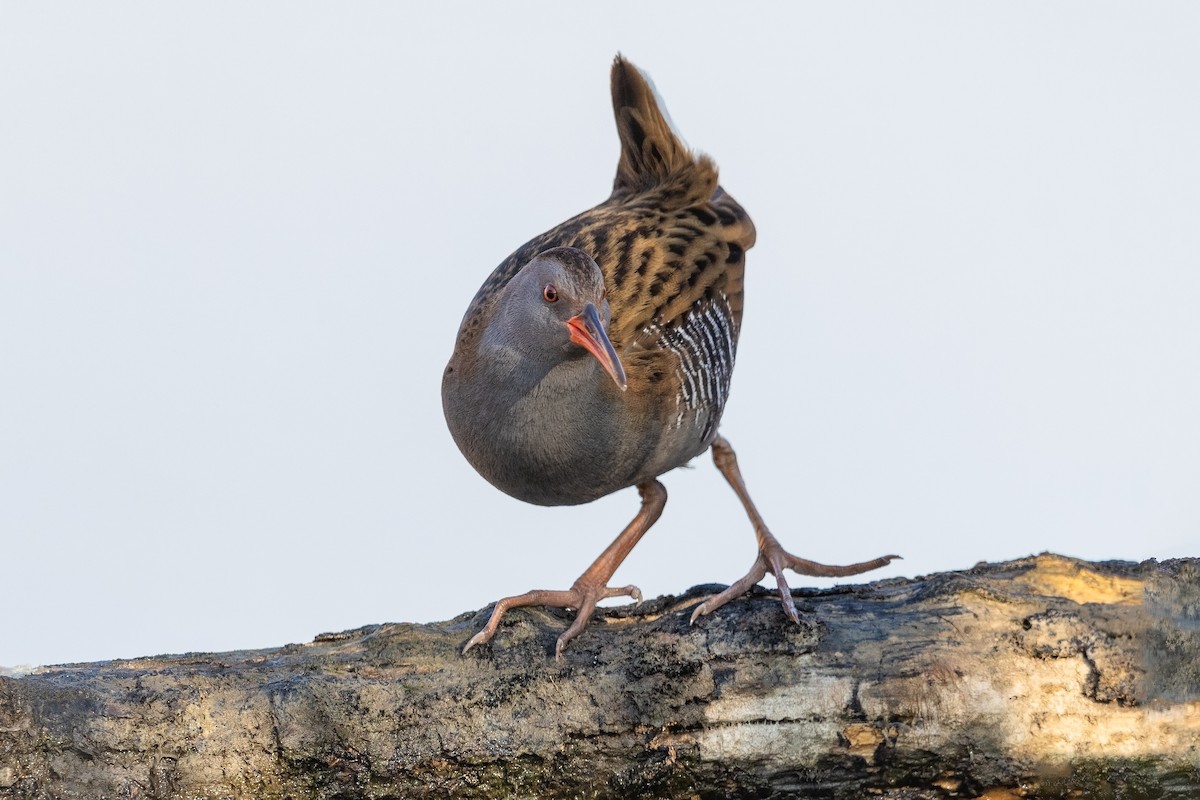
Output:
top-left (2, 554), bottom-right (1198, 798)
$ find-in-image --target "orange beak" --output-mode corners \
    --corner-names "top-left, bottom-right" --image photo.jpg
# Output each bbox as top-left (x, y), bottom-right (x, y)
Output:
top-left (566, 303), bottom-right (628, 391)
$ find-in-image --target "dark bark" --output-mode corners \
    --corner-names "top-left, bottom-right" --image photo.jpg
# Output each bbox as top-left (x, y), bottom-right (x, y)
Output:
top-left (2, 554), bottom-right (1199, 799)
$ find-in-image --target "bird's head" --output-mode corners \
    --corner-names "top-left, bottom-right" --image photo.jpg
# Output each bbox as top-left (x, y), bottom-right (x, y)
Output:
top-left (487, 247), bottom-right (627, 391)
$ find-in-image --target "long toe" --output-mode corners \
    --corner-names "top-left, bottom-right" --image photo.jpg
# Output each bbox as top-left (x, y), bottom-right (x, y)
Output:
top-left (603, 584), bottom-right (642, 604)
top-left (462, 628), bottom-right (495, 655)
top-left (553, 583), bottom-right (643, 660)
top-left (463, 584), bottom-right (642, 658)
top-left (462, 588), bottom-right (579, 655)
top-left (689, 556), bottom-right (768, 624)
top-left (692, 545), bottom-right (900, 626)
top-left (769, 567), bottom-right (801, 624)
top-left (784, 552), bottom-right (902, 578)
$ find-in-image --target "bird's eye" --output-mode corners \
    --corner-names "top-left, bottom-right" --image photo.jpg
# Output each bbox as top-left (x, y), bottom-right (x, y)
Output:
top-left (543, 284), bottom-right (558, 303)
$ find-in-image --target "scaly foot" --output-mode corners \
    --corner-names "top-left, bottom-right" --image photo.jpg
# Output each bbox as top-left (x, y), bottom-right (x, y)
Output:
top-left (463, 582), bottom-right (643, 660)
top-left (700, 434), bottom-right (899, 624)
top-left (464, 481), bottom-right (666, 659)
top-left (690, 536), bottom-right (899, 624)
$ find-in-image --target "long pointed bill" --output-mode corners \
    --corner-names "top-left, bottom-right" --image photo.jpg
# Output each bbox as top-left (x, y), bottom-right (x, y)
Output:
top-left (566, 303), bottom-right (628, 391)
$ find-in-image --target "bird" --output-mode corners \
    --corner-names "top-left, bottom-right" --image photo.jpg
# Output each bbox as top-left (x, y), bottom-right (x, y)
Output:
top-left (442, 55), bottom-right (898, 659)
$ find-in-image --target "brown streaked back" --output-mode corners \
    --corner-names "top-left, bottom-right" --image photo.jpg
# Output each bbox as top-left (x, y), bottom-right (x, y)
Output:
top-left (454, 56), bottom-right (755, 406)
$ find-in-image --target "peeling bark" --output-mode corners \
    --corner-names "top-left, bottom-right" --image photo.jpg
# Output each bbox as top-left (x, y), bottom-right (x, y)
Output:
top-left (2, 554), bottom-right (1199, 799)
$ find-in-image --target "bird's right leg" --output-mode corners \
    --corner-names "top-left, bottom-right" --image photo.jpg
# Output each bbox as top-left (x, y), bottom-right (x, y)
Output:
top-left (691, 434), bottom-right (899, 624)
top-left (463, 480), bottom-right (667, 660)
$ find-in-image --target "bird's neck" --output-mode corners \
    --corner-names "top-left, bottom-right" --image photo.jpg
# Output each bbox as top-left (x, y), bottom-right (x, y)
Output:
top-left (463, 336), bottom-right (607, 425)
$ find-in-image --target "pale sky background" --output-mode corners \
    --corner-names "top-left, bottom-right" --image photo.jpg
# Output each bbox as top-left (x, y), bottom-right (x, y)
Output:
top-left (2, 3), bottom-right (1198, 669)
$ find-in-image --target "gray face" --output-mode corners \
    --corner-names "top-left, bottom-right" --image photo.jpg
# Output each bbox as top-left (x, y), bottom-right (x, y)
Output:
top-left (444, 245), bottom-right (629, 506)
top-left (484, 247), bottom-right (612, 367)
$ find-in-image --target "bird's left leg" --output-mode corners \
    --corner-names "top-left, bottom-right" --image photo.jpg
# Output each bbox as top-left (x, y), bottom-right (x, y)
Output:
top-left (464, 480), bottom-right (667, 659)
top-left (690, 434), bottom-right (899, 624)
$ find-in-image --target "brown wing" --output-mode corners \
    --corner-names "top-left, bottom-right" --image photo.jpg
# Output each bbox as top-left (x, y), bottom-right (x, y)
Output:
top-left (597, 58), bottom-right (755, 439)
top-left (565, 56), bottom-right (756, 346)
top-left (599, 185), bottom-right (754, 445)
top-left (456, 55), bottom-right (755, 436)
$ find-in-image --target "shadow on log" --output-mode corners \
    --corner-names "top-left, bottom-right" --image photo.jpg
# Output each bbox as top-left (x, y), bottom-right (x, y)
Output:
top-left (2, 554), bottom-right (1199, 799)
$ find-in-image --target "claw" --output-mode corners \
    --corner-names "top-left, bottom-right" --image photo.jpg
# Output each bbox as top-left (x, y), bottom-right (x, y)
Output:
top-left (462, 480), bottom-right (667, 658)
top-left (461, 583), bottom-right (645, 658)
top-left (462, 601), bottom-right (506, 654)
top-left (603, 584), bottom-right (642, 604)
top-left (690, 543), bottom-right (898, 626)
top-left (773, 570), bottom-right (800, 625)
top-left (704, 435), bottom-right (899, 629)
top-left (462, 631), bottom-right (489, 655)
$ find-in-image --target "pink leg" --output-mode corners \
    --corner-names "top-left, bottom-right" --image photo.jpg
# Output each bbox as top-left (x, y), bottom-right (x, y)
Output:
top-left (464, 480), bottom-right (667, 660)
top-left (690, 435), bottom-right (899, 624)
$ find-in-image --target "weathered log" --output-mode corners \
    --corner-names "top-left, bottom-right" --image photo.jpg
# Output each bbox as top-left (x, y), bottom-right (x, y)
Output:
top-left (2, 554), bottom-right (1198, 799)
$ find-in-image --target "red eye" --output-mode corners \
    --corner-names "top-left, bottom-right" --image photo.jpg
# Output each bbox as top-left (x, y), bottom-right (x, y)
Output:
top-left (543, 284), bottom-right (558, 303)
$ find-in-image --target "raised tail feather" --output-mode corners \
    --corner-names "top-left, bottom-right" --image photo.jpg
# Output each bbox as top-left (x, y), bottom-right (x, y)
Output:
top-left (610, 55), bottom-right (713, 198)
